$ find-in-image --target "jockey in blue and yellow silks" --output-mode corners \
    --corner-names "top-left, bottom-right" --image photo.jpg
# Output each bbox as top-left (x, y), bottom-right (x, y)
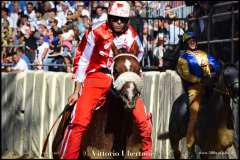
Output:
top-left (177, 32), bottom-right (220, 150)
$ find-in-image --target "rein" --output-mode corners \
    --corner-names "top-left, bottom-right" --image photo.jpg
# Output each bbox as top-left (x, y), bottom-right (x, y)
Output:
top-left (110, 85), bottom-right (141, 110)
top-left (212, 86), bottom-right (230, 96)
top-left (113, 53), bottom-right (139, 62)
top-left (209, 81), bottom-right (238, 103)
top-left (112, 53), bottom-right (142, 109)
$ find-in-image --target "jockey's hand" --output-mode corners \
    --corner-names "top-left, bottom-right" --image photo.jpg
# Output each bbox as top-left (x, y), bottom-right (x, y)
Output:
top-left (200, 60), bottom-right (208, 67)
top-left (67, 82), bottom-right (83, 105)
top-left (67, 92), bottom-right (79, 106)
top-left (200, 76), bottom-right (212, 85)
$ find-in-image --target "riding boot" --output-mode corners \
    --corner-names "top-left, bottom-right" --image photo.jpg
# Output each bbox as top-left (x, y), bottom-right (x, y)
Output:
top-left (186, 89), bottom-right (201, 149)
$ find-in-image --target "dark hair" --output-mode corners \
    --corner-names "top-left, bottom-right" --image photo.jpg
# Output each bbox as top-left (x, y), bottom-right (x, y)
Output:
top-left (2, 8), bottom-right (9, 14)
top-left (49, 28), bottom-right (57, 36)
top-left (49, 8), bottom-right (57, 13)
top-left (11, 50), bottom-right (18, 56)
top-left (158, 16), bottom-right (164, 20)
top-left (133, 1), bottom-right (144, 6)
top-left (17, 47), bottom-right (24, 53)
top-left (96, 4), bottom-right (104, 9)
top-left (36, 9), bottom-right (44, 15)
top-left (53, 19), bottom-right (58, 24)
top-left (27, 2), bottom-right (33, 6)
top-left (56, 30), bottom-right (63, 35)
top-left (82, 15), bottom-right (89, 19)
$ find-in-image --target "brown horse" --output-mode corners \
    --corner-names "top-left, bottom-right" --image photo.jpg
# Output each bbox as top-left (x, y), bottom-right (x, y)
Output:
top-left (79, 52), bottom-right (143, 159)
top-left (158, 63), bottom-right (239, 159)
top-left (47, 41), bottom-right (144, 159)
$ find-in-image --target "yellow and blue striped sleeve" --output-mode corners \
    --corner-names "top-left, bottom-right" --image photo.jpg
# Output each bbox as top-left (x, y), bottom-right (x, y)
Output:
top-left (177, 57), bottom-right (201, 83)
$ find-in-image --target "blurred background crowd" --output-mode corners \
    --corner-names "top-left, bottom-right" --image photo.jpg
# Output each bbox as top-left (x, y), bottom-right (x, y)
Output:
top-left (1, 1), bottom-right (238, 72)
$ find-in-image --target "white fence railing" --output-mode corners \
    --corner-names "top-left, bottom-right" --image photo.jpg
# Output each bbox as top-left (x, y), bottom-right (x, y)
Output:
top-left (1, 70), bottom-right (237, 159)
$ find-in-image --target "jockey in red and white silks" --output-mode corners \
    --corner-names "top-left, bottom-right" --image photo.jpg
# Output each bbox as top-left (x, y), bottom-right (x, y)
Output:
top-left (72, 23), bottom-right (144, 80)
top-left (60, 1), bottom-right (152, 159)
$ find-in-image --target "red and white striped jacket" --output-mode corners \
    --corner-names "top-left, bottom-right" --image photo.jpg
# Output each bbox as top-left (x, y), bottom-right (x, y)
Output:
top-left (73, 21), bottom-right (144, 83)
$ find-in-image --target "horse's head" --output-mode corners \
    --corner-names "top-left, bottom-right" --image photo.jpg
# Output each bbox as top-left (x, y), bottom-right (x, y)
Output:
top-left (112, 53), bottom-right (143, 109)
top-left (222, 64), bottom-right (239, 98)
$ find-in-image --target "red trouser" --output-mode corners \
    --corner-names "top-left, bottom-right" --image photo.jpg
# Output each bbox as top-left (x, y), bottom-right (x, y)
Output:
top-left (59, 72), bottom-right (152, 159)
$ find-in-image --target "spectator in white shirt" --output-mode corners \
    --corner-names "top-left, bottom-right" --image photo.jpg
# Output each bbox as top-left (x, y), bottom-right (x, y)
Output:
top-left (24, 2), bottom-right (37, 29)
top-left (9, 1), bottom-right (20, 29)
top-left (75, 2), bottom-right (90, 18)
top-left (35, 35), bottom-right (49, 70)
top-left (60, 25), bottom-right (74, 72)
top-left (35, 9), bottom-right (46, 30)
top-left (19, 15), bottom-right (33, 39)
top-left (56, 1), bottom-right (71, 28)
top-left (17, 47), bottom-right (31, 67)
top-left (11, 51), bottom-right (29, 72)
top-left (153, 33), bottom-right (166, 67)
top-left (37, 21), bottom-right (48, 37)
top-left (167, 13), bottom-right (184, 45)
top-left (92, 5), bottom-right (107, 24)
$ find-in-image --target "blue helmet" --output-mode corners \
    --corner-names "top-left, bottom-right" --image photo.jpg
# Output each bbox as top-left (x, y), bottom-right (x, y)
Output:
top-left (183, 32), bottom-right (196, 43)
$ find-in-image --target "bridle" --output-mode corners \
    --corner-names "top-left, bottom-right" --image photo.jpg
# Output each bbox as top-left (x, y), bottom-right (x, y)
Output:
top-left (110, 84), bottom-right (141, 110)
top-left (111, 53), bottom-right (142, 109)
top-left (210, 73), bottom-right (239, 103)
top-left (113, 53), bottom-right (139, 62)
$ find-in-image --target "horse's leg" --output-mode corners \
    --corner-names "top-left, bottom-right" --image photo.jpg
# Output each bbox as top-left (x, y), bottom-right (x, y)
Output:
top-left (111, 108), bottom-right (130, 159)
top-left (169, 137), bottom-right (181, 159)
top-left (168, 93), bottom-right (189, 159)
top-left (187, 144), bottom-right (197, 159)
top-left (232, 100), bottom-right (239, 158)
top-left (112, 132), bottom-right (126, 159)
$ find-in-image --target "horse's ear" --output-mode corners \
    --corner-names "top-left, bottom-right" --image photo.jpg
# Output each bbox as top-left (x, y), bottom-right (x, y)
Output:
top-left (235, 60), bottom-right (239, 69)
top-left (111, 42), bottom-right (119, 56)
top-left (130, 40), bottom-right (139, 56)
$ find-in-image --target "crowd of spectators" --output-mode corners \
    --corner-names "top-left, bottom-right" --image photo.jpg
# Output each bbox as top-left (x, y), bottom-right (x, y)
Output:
top-left (1, 1), bottom-right (190, 72)
top-left (130, 1), bottom-right (186, 69)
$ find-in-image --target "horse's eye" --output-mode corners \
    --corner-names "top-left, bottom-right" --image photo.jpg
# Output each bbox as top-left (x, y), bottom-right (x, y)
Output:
top-left (121, 92), bottom-right (128, 99)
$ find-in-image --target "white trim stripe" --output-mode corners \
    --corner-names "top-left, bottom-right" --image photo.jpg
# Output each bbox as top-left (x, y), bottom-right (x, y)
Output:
top-left (113, 53), bottom-right (138, 62)
top-left (61, 128), bottom-right (73, 158)
top-left (59, 103), bottom-right (77, 158)
top-left (135, 36), bottom-right (144, 62)
top-left (59, 125), bottom-right (70, 158)
top-left (76, 31), bottom-right (95, 83)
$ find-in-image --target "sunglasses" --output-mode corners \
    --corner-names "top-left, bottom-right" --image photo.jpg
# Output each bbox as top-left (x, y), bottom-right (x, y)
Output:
top-left (108, 15), bottom-right (129, 24)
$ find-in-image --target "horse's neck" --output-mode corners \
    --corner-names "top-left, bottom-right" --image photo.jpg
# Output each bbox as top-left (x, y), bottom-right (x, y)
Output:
top-left (201, 84), bottom-right (232, 126)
